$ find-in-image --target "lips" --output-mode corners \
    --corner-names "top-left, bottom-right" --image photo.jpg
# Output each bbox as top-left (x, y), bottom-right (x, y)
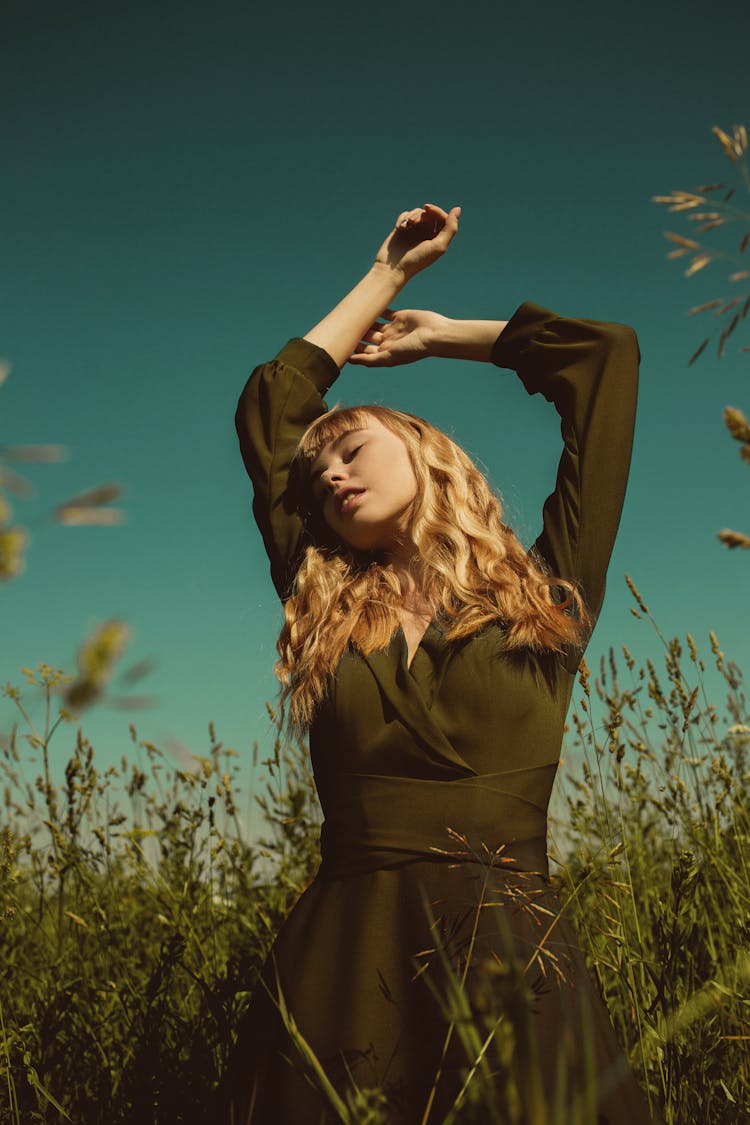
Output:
top-left (337, 488), bottom-right (365, 514)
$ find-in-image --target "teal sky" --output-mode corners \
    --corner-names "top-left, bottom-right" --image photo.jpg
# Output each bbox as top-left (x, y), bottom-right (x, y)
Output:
top-left (2, 0), bottom-right (748, 830)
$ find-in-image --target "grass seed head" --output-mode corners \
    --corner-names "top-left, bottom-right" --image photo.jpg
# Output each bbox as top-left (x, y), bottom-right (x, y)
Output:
top-left (723, 406), bottom-right (750, 444)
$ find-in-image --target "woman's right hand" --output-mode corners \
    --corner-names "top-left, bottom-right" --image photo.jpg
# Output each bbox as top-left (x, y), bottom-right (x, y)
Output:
top-left (349, 308), bottom-right (449, 367)
top-left (373, 203), bottom-right (460, 283)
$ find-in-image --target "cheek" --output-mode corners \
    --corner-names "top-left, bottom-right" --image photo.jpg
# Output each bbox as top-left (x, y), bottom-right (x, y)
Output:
top-left (398, 456), bottom-right (419, 504)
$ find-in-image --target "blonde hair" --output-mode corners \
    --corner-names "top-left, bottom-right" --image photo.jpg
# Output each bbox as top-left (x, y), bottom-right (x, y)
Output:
top-left (276, 405), bottom-right (589, 728)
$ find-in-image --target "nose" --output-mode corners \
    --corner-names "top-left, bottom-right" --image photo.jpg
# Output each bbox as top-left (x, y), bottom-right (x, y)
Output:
top-left (320, 462), bottom-right (346, 493)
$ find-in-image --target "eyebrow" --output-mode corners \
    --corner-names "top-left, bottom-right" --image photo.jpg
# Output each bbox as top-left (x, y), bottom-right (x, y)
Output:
top-left (308, 428), bottom-right (365, 487)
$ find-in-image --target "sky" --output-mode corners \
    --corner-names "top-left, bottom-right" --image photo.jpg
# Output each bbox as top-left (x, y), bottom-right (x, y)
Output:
top-left (1, 0), bottom-right (748, 836)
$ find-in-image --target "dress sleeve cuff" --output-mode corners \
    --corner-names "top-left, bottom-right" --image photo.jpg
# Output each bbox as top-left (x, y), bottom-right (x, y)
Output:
top-left (490, 302), bottom-right (555, 369)
top-left (275, 337), bottom-right (341, 394)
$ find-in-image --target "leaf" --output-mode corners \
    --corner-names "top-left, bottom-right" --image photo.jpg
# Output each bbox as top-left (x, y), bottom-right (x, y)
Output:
top-left (63, 620), bottom-right (131, 712)
top-left (688, 299), bottom-right (724, 317)
top-left (64, 910), bottom-right (89, 929)
top-left (120, 657), bottom-right (156, 685)
top-left (716, 300), bottom-right (742, 317)
top-left (688, 338), bottom-right (710, 366)
top-left (56, 484), bottom-right (122, 508)
top-left (719, 1079), bottom-right (737, 1104)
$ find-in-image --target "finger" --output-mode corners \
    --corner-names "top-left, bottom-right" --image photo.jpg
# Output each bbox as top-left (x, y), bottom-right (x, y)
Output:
top-left (423, 203), bottom-right (459, 235)
top-left (422, 202), bottom-right (449, 221)
top-left (399, 207), bottom-right (426, 229)
top-left (360, 326), bottom-right (385, 344)
top-left (431, 205), bottom-right (461, 246)
top-left (349, 346), bottom-right (392, 367)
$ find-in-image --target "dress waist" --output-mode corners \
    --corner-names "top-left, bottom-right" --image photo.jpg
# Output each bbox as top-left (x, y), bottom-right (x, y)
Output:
top-left (318, 766), bottom-right (555, 880)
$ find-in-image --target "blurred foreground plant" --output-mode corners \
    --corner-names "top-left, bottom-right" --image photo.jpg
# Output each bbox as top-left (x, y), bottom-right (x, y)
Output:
top-left (0, 361), bottom-right (125, 581)
top-left (653, 123), bottom-right (749, 549)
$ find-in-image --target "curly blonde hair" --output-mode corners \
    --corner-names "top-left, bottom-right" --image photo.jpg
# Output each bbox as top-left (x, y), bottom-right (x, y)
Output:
top-left (276, 405), bottom-right (589, 728)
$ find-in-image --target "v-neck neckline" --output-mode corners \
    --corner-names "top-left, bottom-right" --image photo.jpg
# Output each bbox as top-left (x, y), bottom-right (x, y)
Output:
top-left (397, 620), bottom-right (435, 671)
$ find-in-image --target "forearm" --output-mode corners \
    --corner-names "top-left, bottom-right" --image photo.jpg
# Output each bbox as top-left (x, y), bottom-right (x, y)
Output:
top-left (304, 263), bottom-right (406, 369)
top-left (427, 317), bottom-right (510, 362)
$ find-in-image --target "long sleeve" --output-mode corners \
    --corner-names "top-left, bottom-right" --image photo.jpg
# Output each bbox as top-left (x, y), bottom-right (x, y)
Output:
top-left (235, 337), bottom-right (340, 600)
top-left (491, 301), bottom-right (640, 624)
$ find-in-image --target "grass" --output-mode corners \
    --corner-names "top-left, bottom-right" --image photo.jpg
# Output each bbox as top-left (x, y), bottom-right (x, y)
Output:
top-left (0, 592), bottom-right (748, 1122)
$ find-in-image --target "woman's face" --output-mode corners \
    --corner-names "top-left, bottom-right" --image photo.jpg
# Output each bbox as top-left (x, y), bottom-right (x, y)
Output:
top-left (308, 417), bottom-right (419, 552)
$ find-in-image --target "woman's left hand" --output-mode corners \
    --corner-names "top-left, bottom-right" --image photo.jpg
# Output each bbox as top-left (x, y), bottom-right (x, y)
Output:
top-left (349, 308), bottom-right (448, 367)
top-left (374, 203), bottom-right (460, 282)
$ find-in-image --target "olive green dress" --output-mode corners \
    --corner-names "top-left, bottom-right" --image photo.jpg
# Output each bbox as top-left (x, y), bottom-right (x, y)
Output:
top-left (226, 303), bottom-right (657, 1123)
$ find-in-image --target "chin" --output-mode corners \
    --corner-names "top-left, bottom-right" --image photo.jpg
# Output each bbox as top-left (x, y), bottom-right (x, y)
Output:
top-left (334, 524), bottom-right (386, 553)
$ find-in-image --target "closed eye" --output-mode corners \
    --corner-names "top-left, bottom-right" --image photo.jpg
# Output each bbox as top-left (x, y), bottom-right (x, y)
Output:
top-left (308, 434), bottom-right (366, 502)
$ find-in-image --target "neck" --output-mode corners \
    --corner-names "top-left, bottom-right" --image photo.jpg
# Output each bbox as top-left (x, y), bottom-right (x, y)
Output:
top-left (386, 551), bottom-right (429, 610)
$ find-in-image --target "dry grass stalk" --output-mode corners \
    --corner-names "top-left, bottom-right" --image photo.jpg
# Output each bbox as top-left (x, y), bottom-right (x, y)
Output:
top-left (685, 253), bottom-right (713, 277)
top-left (55, 484), bottom-right (126, 526)
top-left (713, 124), bottom-right (749, 161)
top-left (663, 231), bottom-right (700, 249)
top-left (717, 528), bottom-right (750, 549)
top-left (653, 123), bottom-right (750, 363)
top-left (687, 299), bottom-right (725, 315)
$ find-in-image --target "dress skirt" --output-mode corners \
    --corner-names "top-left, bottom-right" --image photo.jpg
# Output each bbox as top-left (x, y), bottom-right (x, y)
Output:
top-left (223, 855), bottom-right (659, 1124)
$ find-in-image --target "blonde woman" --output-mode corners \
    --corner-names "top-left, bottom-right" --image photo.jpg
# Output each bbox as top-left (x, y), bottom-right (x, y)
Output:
top-left (225, 205), bottom-right (657, 1123)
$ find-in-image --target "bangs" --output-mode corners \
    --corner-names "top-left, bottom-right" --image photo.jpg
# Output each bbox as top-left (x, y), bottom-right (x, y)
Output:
top-left (295, 406), bottom-right (375, 466)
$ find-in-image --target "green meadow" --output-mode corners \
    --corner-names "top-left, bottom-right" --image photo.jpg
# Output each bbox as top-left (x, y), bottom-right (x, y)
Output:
top-left (1, 597), bottom-right (747, 1123)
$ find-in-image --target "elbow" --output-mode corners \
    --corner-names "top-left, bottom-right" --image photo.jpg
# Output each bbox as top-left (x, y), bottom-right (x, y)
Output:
top-left (602, 322), bottom-right (641, 367)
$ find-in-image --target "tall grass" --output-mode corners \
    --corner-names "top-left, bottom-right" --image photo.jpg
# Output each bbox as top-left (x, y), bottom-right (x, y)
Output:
top-left (1, 592), bottom-right (748, 1122)
top-left (0, 675), bottom-right (320, 1123)
top-left (550, 581), bottom-right (750, 1123)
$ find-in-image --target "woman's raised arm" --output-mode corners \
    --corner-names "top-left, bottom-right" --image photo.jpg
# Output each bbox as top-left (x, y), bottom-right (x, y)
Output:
top-left (349, 298), bottom-right (640, 646)
top-left (304, 204), bottom-right (460, 368)
top-left (236, 203), bottom-right (460, 598)
top-left (350, 309), bottom-right (509, 367)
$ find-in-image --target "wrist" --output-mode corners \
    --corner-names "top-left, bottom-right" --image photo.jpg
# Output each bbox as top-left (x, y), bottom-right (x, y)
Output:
top-left (369, 259), bottom-right (409, 296)
top-left (429, 318), bottom-right (509, 362)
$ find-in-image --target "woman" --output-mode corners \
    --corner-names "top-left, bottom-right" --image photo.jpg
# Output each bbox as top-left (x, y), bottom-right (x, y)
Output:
top-left (226, 204), bottom-right (657, 1123)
